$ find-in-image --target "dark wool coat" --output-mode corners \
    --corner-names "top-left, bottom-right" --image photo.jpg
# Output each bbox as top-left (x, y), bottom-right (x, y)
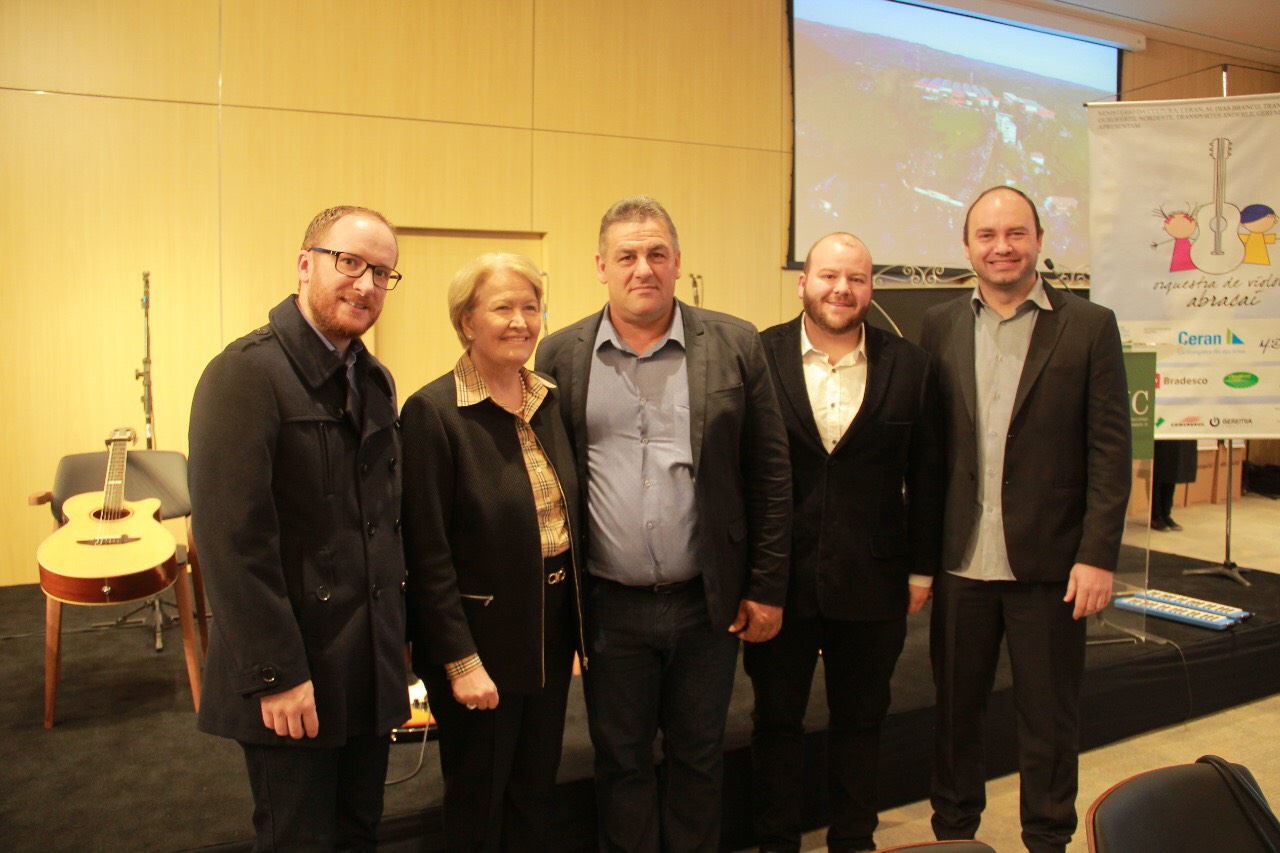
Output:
top-left (189, 296), bottom-right (409, 746)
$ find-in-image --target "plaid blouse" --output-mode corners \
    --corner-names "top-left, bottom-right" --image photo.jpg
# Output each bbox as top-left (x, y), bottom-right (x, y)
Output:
top-left (454, 354), bottom-right (570, 558)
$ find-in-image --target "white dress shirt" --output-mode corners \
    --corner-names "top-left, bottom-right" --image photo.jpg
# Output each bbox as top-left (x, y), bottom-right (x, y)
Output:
top-left (800, 318), bottom-right (867, 453)
top-left (800, 317), bottom-right (933, 590)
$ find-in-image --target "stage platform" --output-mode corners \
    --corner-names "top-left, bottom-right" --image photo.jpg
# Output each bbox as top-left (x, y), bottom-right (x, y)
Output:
top-left (1, 547), bottom-right (1277, 852)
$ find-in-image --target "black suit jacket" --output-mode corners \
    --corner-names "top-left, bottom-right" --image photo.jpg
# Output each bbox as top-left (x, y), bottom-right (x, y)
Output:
top-left (918, 282), bottom-right (1132, 580)
top-left (763, 317), bottom-right (943, 621)
top-left (400, 370), bottom-right (585, 694)
top-left (535, 301), bottom-right (792, 632)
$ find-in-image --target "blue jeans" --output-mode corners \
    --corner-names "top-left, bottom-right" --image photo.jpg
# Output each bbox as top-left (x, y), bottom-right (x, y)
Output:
top-left (584, 577), bottom-right (741, 853)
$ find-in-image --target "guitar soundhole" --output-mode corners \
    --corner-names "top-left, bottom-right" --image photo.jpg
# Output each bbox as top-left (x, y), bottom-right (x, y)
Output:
top-left (91, 507), bottom-right (133, 522)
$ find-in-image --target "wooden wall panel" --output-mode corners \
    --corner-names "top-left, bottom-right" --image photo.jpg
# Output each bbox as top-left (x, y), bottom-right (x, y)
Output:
top-left (1, 91), bottom-right (219, 587)
top-left (531, 132), bottom-right (787, 333)
top-left (533, 0), bottom-right (786, 151)
top-left (221, 0), bottom-right (534, 127)
top-left (0, 0), bottom-right (218, 102)
top-left (11, 4), bottom-right (1271, 590)
top-left (1122, 39), bottom-right (1280, 102)
top-left (217, 106), bottom-right (534, 347)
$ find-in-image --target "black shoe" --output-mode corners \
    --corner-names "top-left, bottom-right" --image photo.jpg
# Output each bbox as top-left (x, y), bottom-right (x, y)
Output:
top-left (1151, 517), bottom-right (1169, 531)
top-left (830, 841), bottom-right (876, 853)
top-left (1165, 517), bottom-right (1183, 531)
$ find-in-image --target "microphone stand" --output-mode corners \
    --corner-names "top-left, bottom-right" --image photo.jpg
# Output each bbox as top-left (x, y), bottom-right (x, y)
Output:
top-left (539, 270), bottom-right (551, 337)
top-left (137, 271), bottom-right (155, 450)
top-left (135, 271), bottom-right (178, 649)
top-left (98, 271), bottom-right (181, 649)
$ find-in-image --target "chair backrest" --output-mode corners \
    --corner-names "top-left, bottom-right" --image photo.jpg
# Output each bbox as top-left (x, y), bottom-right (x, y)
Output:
top-left (50, 449), bottom-right (191, 522)
top-left (1087, 756), bottom-right (1280, 853)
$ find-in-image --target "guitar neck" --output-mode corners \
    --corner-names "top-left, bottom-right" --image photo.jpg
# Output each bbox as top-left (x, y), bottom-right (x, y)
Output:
top-left (1214, 141), bottom-right (1226, 217)
top-left (1208, 137), bottom-right (1230, 255)
top-left (99, 427), bottom-right (136, 521)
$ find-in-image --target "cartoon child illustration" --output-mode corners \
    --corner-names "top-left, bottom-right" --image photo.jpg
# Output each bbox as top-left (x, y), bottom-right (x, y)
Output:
top-left (1239, 204), bottom-right (1277, 265)
top-left (1151, 205), bottom-right (1197, 272)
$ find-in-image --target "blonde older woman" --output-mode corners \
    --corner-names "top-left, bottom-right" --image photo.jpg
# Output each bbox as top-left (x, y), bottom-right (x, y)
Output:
top-left (401, 253), bottom-right (583, 851)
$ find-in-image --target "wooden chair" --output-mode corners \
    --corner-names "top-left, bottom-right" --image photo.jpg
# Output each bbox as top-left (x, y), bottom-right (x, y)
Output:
top-left (31, 448), bottom-right (207, 728)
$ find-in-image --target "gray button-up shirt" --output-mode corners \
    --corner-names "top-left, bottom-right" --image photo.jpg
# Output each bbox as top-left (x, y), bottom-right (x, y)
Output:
top-left (585, 305), bottom-right (698, 585)
top-left (954, 279), bottom-right (1053, 582)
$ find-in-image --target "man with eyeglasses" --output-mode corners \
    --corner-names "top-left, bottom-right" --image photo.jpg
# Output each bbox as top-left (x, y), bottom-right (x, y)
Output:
top-left (189, 205), bottom-right (409, 850)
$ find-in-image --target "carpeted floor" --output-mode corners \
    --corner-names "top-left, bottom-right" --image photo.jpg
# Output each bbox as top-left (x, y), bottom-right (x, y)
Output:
top-left (1, 544), bottom-right (1277, 852)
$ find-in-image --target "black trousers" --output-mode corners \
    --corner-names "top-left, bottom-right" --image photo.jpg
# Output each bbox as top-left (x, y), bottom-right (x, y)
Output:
top-left (743, 614), bottom-right (908, 853)
top-left (1153, 482), bottom-right (1177, 524)
top-left (424, 557), bottom-right (576, 853)
top-left (240, 732), bottom-right (391, 852)
top-left (929, 572), bottom-right (1087, 853)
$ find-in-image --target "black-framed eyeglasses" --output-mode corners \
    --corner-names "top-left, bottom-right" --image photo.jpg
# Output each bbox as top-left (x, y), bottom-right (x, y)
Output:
top-left (310, 247), bottom-right (403, 291)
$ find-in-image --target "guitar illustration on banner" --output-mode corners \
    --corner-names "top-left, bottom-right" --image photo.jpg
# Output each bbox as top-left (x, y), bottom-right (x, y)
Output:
top-left (1188, 137), bottom-right (1245, 275)
top-left (37, 427), bottom-right (178, 604)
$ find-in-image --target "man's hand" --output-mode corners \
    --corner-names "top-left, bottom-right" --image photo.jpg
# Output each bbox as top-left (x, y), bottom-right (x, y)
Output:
top-left (452, 665), bottom-right (499, 711)
top-left (729, 599), bottom-right (783, 643)
top-left (1064, 562), bottom-right (1114, 620)
top-left (907, 583), bottom-right (932, 615)
top-left (260, 679), bottom-right (319, 739)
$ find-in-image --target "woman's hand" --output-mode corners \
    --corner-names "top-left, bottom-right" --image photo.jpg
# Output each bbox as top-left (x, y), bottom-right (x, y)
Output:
top-left (451, 665), bottom-right (499, 711)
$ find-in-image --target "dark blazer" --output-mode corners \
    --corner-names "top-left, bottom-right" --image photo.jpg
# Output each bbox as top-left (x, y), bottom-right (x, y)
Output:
top-left (762, 317), bottom-right (943, 621)
top-left (400, 370), bottom-right (584, 694)
top-left (189, 296), bottom-right (409, 746)
top-left (918, 282), bottom-right (1132, 579)
top-left (535, 301), bottom-right (792, 632)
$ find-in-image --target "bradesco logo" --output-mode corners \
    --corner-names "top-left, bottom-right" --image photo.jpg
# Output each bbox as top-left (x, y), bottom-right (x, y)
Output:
top-left (1223, 372), bottom-right (1259, 389)
top-left (1177, 329), bottom-right (1245, 347)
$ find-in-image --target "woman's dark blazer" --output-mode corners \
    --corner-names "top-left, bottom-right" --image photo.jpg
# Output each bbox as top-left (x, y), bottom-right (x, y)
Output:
top-left (401, 370), bottom-right (584, 694)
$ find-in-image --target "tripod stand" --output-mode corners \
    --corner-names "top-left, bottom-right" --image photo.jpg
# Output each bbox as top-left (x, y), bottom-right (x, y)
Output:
top-left (1183, 439), bottom-right (1251, 587)
top-left (93, 271), bottom-right (184, 650)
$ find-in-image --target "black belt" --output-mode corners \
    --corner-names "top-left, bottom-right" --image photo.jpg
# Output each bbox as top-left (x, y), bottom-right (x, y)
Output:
top-left (595, 575), bottom-right (701, 594)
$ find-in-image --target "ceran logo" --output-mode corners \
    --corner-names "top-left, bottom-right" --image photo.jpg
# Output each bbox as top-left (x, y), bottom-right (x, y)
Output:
top-left (1224, 372), bottom-right (1259, 389)
top-left (1178, 329), bottom-right (1245, 347)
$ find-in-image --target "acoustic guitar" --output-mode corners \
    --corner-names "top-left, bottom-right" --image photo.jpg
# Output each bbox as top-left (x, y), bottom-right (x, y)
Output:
top-left (37, 428), bottom-right (179, 605)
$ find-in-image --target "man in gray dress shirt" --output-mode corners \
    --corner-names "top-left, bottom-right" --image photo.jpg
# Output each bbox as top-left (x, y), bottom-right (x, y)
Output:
top-left (919, 187), bottom-right (1131, 853)
top-left (536, 196), bottom-right (792, 853)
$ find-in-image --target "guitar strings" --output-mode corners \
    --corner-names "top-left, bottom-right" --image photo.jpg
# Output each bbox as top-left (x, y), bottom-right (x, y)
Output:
top-left (97, 435), bottom-right (128, 542)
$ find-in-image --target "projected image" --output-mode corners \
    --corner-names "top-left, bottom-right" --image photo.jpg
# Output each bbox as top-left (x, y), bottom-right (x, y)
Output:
top-left (792, 0), bottom-right (1118, 276)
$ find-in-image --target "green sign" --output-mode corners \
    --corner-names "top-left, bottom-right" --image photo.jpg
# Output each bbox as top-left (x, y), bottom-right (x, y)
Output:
top-left (1124, 350), bottom-right (1156, 460)
top-left (1224, 372), bottom-right (1259, 389)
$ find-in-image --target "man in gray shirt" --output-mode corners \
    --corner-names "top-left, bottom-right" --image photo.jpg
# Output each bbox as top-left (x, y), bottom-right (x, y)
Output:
top-left (536, 196), bottom-right (792, 853)
top-left (919, 187), bottom-right (1131, 853)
